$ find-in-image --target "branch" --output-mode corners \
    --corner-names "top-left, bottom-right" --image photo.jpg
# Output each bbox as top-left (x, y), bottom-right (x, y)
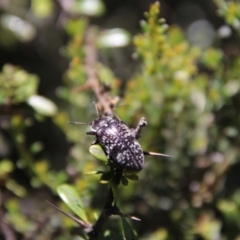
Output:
top-left (72, 27), bottom-right (114, 115)
top-left (88, 186), bottom-right (114, 240)
top-left (88, 171), bottom-right (123, 239)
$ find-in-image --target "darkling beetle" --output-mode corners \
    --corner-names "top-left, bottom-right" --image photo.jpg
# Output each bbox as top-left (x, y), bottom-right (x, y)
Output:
top-left (69, 105), bottom-right (172, 172)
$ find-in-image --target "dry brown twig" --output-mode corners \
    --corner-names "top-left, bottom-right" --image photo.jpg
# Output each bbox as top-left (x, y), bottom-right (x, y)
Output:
top-left (72, 27), bottom-right (114, 115)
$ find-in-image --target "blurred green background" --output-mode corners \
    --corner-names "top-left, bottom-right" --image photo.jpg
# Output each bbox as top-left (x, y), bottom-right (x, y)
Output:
top-left (1, 0), bottom-right (240, 239)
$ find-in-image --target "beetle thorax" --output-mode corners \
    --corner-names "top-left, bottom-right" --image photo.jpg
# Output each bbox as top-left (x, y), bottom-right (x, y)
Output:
top-left (90, 116), bottom-right (113, 132)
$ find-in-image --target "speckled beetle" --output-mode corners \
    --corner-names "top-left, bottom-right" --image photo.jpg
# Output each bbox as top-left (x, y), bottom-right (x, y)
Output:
top-left (69, 107), bottom-right (172, 171)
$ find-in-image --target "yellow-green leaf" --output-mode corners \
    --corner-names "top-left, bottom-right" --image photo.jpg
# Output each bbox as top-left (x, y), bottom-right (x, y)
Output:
top-left (57, 184), bottom-right (88, 222)
top-left (89, 144), bottom-right (108, 162)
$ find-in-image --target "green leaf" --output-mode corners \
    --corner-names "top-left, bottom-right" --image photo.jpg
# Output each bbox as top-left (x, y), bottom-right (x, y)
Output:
top-left (121, 176), bottom-right (129, 186)
top-left (1, 15), bottom-right (36, 42)
top-left (0, 159), bottom-right (14, 175)
top-left (126, 174), bottom-right (139, 181)
top-left (98, 28), bottom-right (131, 48)
top-left (31, 0), bottom-right (54, 18)
top-left (85, 170), bottom-right (105, 175)
top-left (65, 19), bottom-right (87, 36)
top-left (0, 64), bottom-right (39, 105)
top-left (99, 171), bottom-right (114, 184)
top-left (27, 95), bottom-right (57, 116)
top-left (89, 145), bottom-right (108, 162)
top-left (57, 184), bottom-right (88, 222)
top-left (30, 141), bottom-right (43, 153)
top-left (68, 0), bottom-right (105, 17)
top-left (120, 217), bottom-right (138, 240)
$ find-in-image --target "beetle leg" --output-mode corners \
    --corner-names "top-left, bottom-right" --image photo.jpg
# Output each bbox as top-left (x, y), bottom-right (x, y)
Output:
top-left (91, 139), bottom-right (99, 145)
top-left (86, 131), bottom-right (96, 135)
top-left (132, 117), bottom-right (147, 139)
top-left (143, 151), bottom-right (173, 158)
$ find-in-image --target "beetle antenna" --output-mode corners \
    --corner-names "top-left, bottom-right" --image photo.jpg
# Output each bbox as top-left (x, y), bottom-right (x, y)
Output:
top-left (92, 101), bottom-right (99, 117)
top-left (68, 121), bottom-right (90, 125)
top-left (111, 111), bottom-right (121, 121)
top-left (143, 151), bottom-right (173, 158)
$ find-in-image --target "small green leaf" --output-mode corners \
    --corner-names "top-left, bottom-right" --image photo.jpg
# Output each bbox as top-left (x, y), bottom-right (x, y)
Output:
top-left (67, 0), bottom-right (105, 16)
top-left (98, 28), bottom-right (131, 48)
top-left (31, 0), bottom-right (54, 18)
top-left (126, 174), bottom-right (139, 181)
top-left (85, 170), bottom-right (105, 175)
top-left (34, 161), bottom-right (48, 174)
top-left (121, 177), bottom-right (129, 186)
top-left (6, 180), bottom-right (27, 197)
top-left (99, 171), bottom-right (114, 184)
top-left (89, 145), bottom-right (108, 162)
top-left (57, 184), bottom-right (88, 222)
top-left (1, 14), bottom-right (36, 42)
top-left (65, 19), bottom-right (87, 36)
top-left (121, 217), bottom-right (138, 240)
top-left (30, 142), bottom-right (43, 153)
top-left (28, 95), bottom-right (57, 116)
top-left (0, 159), bottom-right (14, 175)
top-left (0, 64), bottom-right (39, 105)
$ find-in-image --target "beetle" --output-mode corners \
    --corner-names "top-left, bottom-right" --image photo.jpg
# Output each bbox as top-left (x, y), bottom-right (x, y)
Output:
top-left (69, 107), bottom-right (172, 172)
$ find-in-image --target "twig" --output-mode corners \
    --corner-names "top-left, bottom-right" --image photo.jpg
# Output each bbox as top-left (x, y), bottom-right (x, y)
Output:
top-left (88, 171), bottom-right (123, 239)
top-left (72, 27), bottom-right (113, 115)
top-left (88, 186), bottom-right (114, 240)
top-left (85, 27), bottom-right (113, 115)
